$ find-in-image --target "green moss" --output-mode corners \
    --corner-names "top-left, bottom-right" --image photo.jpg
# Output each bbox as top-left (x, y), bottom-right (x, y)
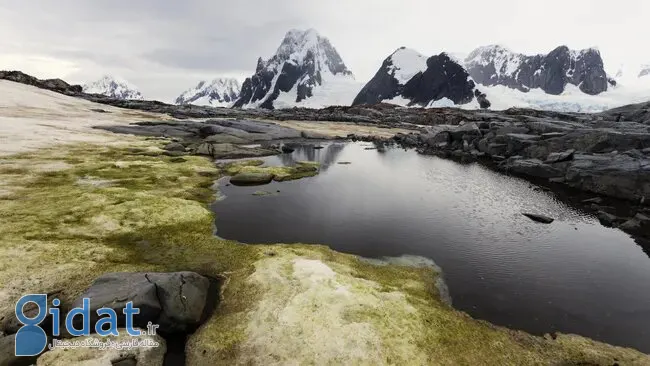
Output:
top-left (0, 140), bottom-right (647, 366)
top-left (220, 160), bottom-right (320, 183)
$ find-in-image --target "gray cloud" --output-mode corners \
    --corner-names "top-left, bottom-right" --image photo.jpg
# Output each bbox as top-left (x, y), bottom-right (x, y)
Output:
top-left (0, 0), bottom-right (648, 101)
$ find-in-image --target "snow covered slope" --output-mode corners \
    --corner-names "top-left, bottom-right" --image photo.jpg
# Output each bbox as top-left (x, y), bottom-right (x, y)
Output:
top-left (465, 45), bottom-right (609, 95)
top-left (233, 29), bottom-right (355, 109)
top-left (0, 80), bottom-right (158, 156)
top-left (354, 47), bottom-right (490, 108)
top-left (82, 76), bottom-right (144, 100)
top-left (175, 78), bottom-right (241, 107)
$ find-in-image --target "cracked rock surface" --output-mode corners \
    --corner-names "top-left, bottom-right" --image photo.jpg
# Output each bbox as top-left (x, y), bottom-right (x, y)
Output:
top-left (72, 272), bottom-right (210, 333)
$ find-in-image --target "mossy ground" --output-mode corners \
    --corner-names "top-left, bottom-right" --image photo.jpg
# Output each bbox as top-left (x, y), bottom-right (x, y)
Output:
top-left (0, 139), bottom-right (648, 365)
top-left (220, 159), bottom-right (320, 182)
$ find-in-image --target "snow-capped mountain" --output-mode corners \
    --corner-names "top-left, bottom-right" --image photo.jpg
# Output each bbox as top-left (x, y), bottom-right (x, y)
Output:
top-left (353, 47), bottom-right (490, 108)
top-left (464, 45), bottom-right (609, 95)
top-left (175, 78), bottom-right (241, 107)
top-left (233, 29), bottom-right (359, 109)
top-left (82, 76), bottom-right (143, 100)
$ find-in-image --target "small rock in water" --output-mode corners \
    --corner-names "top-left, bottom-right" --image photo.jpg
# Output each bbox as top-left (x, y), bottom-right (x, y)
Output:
top-left (522, 213), bottom-right (554, 224)
top-left (338, 161), bottom-right (352, 165)
top-left (252, 190), bottom-right (276, 197)
top-left (281, 145), bottom-right (295, 154)
top-left (313, 145), bottom-right (324, 149)
top-left (582, 197), bottom-right (604, 204)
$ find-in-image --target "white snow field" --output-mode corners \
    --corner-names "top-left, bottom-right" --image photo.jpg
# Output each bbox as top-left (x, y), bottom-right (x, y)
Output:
top-left (273, 73), bottom-right (364, 109)
top-left (0, 80), bottom-right (164, 156)
top-left (386, 81), bottom-right (650, 112)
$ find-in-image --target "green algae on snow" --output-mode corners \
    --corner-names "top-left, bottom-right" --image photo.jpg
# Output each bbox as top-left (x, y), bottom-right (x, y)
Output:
top-left (0, 140), bottom-right (648, 365)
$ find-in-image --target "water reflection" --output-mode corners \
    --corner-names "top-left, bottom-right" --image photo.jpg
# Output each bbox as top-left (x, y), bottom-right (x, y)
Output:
top-left (212, 142), bottom-right (650, 353)
top-left (266, 142), bottom-right (346, 172)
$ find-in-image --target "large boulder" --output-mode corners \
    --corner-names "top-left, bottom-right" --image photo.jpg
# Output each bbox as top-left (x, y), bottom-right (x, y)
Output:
top-left (72, 272), bottom-right (210, 333)
top-left (564, 154), bottom-right (650, 201)
top-left (230, 172), bottom-right (274, 186)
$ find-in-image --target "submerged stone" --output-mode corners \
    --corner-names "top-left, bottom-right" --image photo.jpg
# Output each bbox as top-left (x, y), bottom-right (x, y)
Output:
top-left (522, 213), bottom-right (555, 224)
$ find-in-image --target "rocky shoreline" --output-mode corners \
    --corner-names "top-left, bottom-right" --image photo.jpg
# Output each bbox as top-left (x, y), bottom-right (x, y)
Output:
top-left (4, 69), bottom-right (647, 236)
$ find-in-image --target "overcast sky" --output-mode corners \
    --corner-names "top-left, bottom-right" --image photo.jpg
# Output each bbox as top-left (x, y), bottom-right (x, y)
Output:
top-left (1, 0), bottom-right (647, 101)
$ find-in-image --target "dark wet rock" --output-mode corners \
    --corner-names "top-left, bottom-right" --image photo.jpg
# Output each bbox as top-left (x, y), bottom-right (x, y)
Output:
top-left (487, 143), bottom-right (508, 156)
top-left (620, 218), bottom-right (642, 231)
top-left (450, 123), bottom-right (481, 141)
top-left (73, 272), bottom-right (210, 333)
top-left (506, 159), bottom-right (565, 178)
top-left (545, 149), bottom-right (575, 164)
top-left (597, 211), bottom-right (620, 227)
top-left (522, 213), bottom-right (555, 224)
top-left (230, 172), bottom-right (274, 186)
top-left (281, 145), bottom-right (295, 153)
top-left (582, 197), bottom-right (603, 204)
top-left (338, 161), bottom-right (352, 165)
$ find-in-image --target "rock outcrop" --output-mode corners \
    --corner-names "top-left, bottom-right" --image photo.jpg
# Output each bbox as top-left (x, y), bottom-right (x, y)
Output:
top-left (0, 70), bottom-right (82, 94)
top-left (465, 45), bottom-right (609, 95)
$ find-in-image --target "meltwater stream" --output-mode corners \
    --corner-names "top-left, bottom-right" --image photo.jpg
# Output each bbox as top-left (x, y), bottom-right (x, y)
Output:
top-left (211, 142), bottom-right (650, 353)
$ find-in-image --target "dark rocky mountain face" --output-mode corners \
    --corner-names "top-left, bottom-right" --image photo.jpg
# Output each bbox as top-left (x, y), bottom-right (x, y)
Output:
top-left (353, 49), bottom-right (489, 108)
top-left (234, 29), bottom-right (353, 109)
top-left (465, 45), bottom-right (608, 95)
top-left (402, 53), bottom-right (477, 106)
top-left (352, 49), bottom-right (406, 106)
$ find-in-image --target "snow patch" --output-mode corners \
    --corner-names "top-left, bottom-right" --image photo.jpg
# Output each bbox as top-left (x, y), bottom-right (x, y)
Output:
top-left (388, 48), bottom-right (428, 85)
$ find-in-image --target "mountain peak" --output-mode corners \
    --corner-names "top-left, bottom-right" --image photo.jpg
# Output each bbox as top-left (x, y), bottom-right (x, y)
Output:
top-left (465, 45), bottom-right (608, 95)
top-left (82, 75), bottom-right (143, 100)
top-left (234, 28), bottom-right (354, 109)
top-left (175, 78), bottom-right (241, 107)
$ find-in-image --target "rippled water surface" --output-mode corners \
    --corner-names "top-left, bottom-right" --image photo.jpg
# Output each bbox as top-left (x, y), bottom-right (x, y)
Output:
top-left (211, 142), bottom-right (650, 352)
